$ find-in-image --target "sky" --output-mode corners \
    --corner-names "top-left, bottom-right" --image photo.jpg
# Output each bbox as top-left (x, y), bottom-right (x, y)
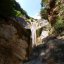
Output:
top-left (16, 0), bottom-right (41, 19)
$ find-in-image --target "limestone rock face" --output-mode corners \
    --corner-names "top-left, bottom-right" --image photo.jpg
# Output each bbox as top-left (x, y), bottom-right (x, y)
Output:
top-left (0, 18), bottom-right (32, 64)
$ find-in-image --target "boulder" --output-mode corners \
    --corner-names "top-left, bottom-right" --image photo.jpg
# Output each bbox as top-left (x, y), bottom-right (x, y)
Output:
top-left (43, 36), bottom-right (64, 64)
top-left (0, 18), bottom-right (32, 64)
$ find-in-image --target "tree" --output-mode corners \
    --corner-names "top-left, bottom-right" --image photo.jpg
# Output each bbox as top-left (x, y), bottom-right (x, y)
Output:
top-left (0, 0), bottom-right (30, 19)
top-left (0, 0), bottom-right (16, 17)
top-left (14, 1), bottom-right (30, 18)
top-left (41, 0), bottom-right (64, 33)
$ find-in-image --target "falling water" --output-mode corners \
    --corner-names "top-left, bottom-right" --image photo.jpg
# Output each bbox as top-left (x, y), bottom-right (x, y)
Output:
top-left (31, 23), bottom-right (36, 47)
top-left (25, 19), bottom-right (49, 47)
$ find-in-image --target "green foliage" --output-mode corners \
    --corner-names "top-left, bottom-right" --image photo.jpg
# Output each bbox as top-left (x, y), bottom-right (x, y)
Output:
top-left (41, 0), bottom-right (64, 33)
top-left (40, 0), bottom-right (49, 19)
top-left (0, 0), bottom-right (30, 18)
top-left (0, 0), bottom-right (16, 17)
top-left (15, 10), bottom-right (22, 17)
top-left (40, 8), bottom-right (48, 19)
top-left (14, 1), bottom-right (30, 18)
top-left (54, 16), bottom-right (64, 33)
top-left (54, 0), bottom-right (64, 33)
top-left (41, 0), bottom-right (48, 7)
top-left (36, 28), bottom-right (43, 37)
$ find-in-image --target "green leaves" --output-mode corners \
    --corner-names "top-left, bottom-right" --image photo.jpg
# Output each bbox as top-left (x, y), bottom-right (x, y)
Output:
top-left (40, 8), bottom-right (48, 19)
top-left (41, 0), bottom-right (64, 33)
top-left (0, 0), bottom-right (16, 17)
top-left (54, 16), bottom-right (64, 33)
top-left (41, 0), bottom-right (48, 7)
top-left (0, 0), bottom-right (30, 18)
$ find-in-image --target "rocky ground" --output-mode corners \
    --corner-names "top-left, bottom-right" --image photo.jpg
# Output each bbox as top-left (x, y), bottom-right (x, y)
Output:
top-left (23, 35), bottom-right (64, 64)
top-left (23, 45), bottom-right (46, 64)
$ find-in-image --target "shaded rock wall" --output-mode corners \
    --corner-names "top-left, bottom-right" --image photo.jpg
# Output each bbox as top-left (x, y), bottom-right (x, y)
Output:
top-left (42, 35), bottom-right (64, 64)
top-left (0, 18), bottom-right (32, 64)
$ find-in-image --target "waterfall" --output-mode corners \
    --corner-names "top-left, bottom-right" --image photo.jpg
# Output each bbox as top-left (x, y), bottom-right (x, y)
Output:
top-left (26, 19), bottom-right (49, 47)
top-left (31, 23), bottom-right (36, 47)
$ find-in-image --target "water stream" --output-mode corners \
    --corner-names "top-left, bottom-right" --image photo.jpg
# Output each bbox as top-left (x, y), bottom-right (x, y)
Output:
top-left (31, 23), bottom-right (36, 47)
